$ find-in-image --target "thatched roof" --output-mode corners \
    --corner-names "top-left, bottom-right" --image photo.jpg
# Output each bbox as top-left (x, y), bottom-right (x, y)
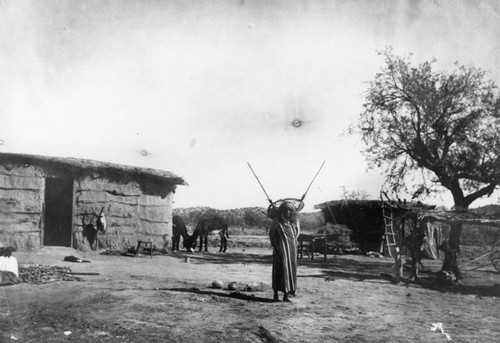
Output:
top-left (314, 199), bottom-right (436, 211)
top-left (0, 152), bottom-right (187, 186)
top-left (316, 199), bottom-right (500, 227)
top-left (419, 210), bottom-right (500, 227)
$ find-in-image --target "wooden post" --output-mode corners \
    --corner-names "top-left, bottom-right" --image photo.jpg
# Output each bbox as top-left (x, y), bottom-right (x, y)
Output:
top-left (95, 230), bottom-right (99, 254)
top-left (394, 246), bottom-right (402, 283)
top-left (393, 219), bottom-right (403, 283)
top-left (324, 235), bottom-right (328, 262)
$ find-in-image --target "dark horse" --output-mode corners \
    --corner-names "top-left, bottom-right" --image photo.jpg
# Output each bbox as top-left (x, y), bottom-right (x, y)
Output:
top-left (185, 217), bottom-right (229, 253)
top-left (172, 215), bottom-right (192, 252)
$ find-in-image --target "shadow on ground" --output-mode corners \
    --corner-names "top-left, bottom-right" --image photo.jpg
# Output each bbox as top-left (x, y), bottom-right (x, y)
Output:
top-left (163, 287), bottom-right (275, 303)
top-left (170, 250), bottom-right (500, 298)
top-left (170, 251), bottom-right (273, 266)
top-left (298, 256), bottom-right (395, 283)
top-left (405, 275), bottom-right (500, 297)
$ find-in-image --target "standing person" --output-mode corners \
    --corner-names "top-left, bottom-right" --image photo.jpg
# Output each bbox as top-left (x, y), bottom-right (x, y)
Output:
top-left (439, 240), bottom-right (461, 281)
top-left (269, 201), bottom-right (301, 302)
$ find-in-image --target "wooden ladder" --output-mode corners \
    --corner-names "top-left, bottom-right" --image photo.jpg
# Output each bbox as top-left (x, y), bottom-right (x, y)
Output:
top-left (380, 192), bottom-right (397, 258)
top-left (134, 240), bottom-right (154, 258)
top-left (380, 191), bottom-right (405, 282)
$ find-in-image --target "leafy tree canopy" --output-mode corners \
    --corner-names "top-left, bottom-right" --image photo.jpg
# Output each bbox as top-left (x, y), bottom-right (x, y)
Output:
top-left (358, 47), bottom-right (500, 209)
top-left (340, 186), bottom-right (370, 201)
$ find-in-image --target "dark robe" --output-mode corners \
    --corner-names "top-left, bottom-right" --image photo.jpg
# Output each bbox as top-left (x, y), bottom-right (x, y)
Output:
top-left (269, 218), bottom-right (299, 294)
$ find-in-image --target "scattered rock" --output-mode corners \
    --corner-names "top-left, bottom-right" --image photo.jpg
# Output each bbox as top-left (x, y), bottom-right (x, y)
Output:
top-left (366, 251), bottom-right (383, 258)
top-left (244, 281), bottom-right (265, 292)
top-left (211, 280), bottom-right (224, 289)
top-left (228, 281), bottom-right (238, 290)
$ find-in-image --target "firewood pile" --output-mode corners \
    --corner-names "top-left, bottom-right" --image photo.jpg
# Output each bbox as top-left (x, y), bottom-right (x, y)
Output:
top-left (18, 264), bottom-right (83, 284)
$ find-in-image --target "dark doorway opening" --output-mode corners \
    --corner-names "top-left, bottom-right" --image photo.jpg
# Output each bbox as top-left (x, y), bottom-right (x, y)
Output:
top-left (44, 178), bottom-right (74, 247)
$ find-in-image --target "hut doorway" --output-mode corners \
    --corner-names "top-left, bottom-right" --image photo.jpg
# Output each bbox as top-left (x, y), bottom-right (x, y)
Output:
top-left (43, 177), bottom-right (74, 247)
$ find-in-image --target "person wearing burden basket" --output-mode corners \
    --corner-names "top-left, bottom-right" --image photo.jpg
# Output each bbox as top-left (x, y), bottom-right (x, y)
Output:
top-left (247, 161), bottom-right (323, 302)
top-left (268, 201), bottom-right (302, 302)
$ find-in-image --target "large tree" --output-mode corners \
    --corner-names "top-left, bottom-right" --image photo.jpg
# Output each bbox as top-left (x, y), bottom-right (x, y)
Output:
top-left (358, 48), bottom-right (500, 269)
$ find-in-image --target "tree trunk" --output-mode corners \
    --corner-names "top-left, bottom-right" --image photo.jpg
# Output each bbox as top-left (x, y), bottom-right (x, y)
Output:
top-left (448, 221), bottom-right (462, 251)
top-left (441, 191), bottom-right (468, 280)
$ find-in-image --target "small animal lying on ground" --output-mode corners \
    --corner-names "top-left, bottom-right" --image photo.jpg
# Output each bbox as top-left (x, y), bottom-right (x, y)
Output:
top-left (63, 256), bottom-right (91, 263)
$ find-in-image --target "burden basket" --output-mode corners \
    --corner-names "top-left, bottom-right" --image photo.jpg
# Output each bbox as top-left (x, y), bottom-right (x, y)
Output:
top-left (266, 198), bottom-right (304, 219)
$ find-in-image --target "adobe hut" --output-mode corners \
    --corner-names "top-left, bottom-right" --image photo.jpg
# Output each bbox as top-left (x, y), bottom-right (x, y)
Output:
top-left (314, 199), bottom-right (435, 254)
top-left (0, 152), bottom-right (186, 252)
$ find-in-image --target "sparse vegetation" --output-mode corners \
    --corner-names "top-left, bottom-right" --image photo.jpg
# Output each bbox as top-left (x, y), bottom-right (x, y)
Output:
top-left (173, 207), bottom-right (326, 234)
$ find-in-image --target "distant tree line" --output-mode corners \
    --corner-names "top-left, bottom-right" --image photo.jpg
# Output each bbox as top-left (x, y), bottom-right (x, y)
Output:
top-left (173, 207), bottom-right (325, 233)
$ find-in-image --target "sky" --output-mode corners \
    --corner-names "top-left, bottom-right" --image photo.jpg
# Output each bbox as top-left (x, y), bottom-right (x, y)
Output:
top-left (1, 0), bottom-right (500, 211)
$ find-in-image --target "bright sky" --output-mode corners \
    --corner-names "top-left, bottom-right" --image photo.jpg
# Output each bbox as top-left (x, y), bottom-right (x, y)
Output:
top-left (1, 0), bottom-right (500, 211)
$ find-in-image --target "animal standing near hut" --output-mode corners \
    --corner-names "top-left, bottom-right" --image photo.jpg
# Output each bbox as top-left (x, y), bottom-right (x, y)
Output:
top-left (172, 215), bottom-right (191, 252)
top-left (0, 152), bottom-right (186, 252)
top-left (184, 217), bottom-right (229, 253)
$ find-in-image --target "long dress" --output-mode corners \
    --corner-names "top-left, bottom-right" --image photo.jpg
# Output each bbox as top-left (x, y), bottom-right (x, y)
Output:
top-left (269, 218), bottom-right (300, 294)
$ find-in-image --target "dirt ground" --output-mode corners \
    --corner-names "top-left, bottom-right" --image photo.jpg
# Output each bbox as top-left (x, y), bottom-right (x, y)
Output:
top-left (1, 238), bottom-right (500, 343)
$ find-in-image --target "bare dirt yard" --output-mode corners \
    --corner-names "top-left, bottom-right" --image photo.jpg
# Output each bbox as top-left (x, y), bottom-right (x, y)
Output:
top-left (1, 237), bottom-right (500, 343)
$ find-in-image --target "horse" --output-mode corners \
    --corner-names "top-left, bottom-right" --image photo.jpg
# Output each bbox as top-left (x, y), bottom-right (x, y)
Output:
top-left (185, 217), bottom-right (229, 253)
top-left (172, 215), bottom-right (192, 252)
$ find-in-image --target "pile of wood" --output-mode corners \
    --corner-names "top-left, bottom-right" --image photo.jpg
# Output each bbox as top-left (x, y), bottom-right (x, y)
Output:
top-left (18, 264), bottom-right (83, 284)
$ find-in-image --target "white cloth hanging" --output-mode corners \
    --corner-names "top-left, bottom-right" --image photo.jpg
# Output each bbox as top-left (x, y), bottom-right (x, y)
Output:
top-left (0, 256), bottom-right (18, 277)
